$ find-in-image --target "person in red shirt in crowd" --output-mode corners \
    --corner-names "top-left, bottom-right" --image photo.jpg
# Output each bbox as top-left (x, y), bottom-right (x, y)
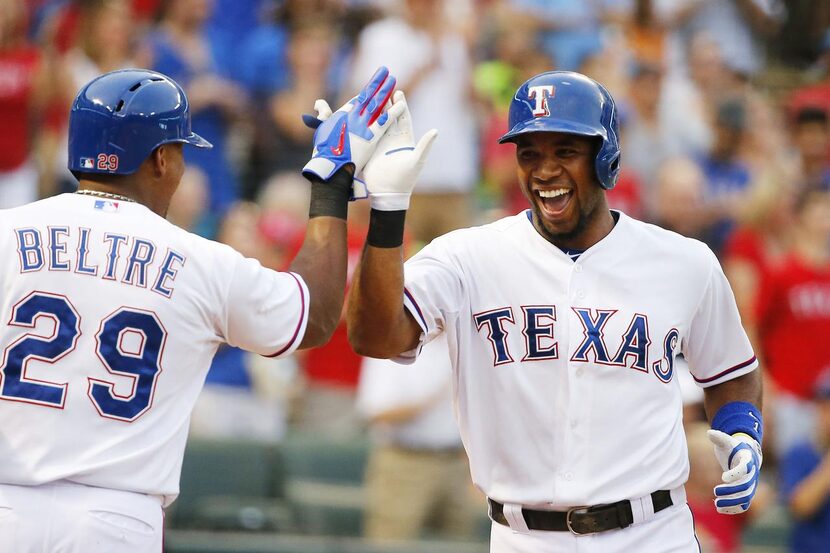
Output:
top-left (0, 0), bottom-right (66, 207)
top-left (757, 185), bottom-right (830, 457)
top-left (721, 175), bottom-right (798, 349)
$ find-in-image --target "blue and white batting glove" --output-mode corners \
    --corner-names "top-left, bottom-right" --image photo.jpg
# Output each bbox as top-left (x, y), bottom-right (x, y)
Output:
top-left (358, 90), bottom-right (438, 211)
top-left (707, 429), bottom-right (763, 514)
top-left (302, 66), bottom-right (404, 197)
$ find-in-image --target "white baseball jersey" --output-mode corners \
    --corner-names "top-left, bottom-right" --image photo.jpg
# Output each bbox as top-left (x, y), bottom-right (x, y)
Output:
top-left (0, 194), bottom-right (308, 506)
top-left (400, 210), bottom-right (757, 508)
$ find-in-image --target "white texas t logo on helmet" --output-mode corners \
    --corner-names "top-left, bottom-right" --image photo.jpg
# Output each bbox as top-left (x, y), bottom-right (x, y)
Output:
top-left (528, 85), bottom-right (555, 116)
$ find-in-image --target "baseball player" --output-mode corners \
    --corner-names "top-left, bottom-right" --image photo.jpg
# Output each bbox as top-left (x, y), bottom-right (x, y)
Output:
top-left (0, 66), bottom-right (403, 552)
top-left (347, 72), bottom-right (763, 552)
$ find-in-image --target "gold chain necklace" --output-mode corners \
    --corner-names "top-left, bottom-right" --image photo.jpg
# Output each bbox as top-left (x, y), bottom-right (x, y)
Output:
top-left (75, 189), bottom-right (135, 203)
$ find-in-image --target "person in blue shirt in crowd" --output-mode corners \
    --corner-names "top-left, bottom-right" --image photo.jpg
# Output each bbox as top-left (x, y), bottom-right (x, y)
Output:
top-left (780, 373), bottom-right (830, 553)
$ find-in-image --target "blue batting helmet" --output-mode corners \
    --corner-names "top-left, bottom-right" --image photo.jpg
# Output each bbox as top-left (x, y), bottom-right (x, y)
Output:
top-left (68, 69), bottom-right (212, 175)
top-left (499, 71), bottom-right (621, 190)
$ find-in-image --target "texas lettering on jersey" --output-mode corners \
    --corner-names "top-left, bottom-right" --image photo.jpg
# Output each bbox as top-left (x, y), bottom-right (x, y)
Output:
top-left (14, 226), bottom-right (185, 298)
top-left (474, 306), bottom-right (677, 382)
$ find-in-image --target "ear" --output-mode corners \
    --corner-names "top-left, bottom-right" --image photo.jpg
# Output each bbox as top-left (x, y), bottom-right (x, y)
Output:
top-left (149, 145), bottom-right (170, 178)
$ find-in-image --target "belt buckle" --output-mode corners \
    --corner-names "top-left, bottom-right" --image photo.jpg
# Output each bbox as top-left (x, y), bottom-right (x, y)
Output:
top-left (566, 506), bottom-right (598, 535)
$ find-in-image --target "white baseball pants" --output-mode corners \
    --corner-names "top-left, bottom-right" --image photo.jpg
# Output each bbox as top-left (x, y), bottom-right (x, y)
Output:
top-left (0, 481), bottom-right (163, 553)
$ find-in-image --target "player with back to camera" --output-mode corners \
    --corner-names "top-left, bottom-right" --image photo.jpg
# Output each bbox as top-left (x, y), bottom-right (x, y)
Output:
top-left (347, 71), bottom-right (763, 552)
top-left (0, 66), bottom-right (404, 553)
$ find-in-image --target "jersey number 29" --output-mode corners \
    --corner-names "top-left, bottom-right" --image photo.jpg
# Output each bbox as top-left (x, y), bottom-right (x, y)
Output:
top-left (0, 291), bottom-right (165, 422)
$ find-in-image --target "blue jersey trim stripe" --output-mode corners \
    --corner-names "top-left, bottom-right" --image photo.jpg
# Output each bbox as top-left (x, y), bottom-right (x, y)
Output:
top-left (265, 273), bottom-right (307, 358)
top-left (693, 356), bottom-right (757, 384)
top-left (403, 287), bottom-right (428, 333)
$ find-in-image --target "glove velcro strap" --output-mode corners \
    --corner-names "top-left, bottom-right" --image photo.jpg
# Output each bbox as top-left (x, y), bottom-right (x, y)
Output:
top-left (711, 401), bottom-right (763, 445)
top-left (302, 157), bottom-right (339, 182)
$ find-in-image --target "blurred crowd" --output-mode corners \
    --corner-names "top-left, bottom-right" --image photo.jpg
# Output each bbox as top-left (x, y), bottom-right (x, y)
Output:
top-left (4, 0), bottom-right (830, 550)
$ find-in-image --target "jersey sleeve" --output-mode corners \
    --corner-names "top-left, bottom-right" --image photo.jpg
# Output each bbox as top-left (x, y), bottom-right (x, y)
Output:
top-left (223, 255), bottom-right (309, 358)
top-left (684, 247), bottom-right (758, 387)
top-left (397, 237), bottom-right (465, 363)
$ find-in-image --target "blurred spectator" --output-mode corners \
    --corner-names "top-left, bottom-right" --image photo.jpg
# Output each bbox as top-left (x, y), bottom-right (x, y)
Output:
top-left (256, 173), bottom-right (367, 438)
top-left (509, 0), bottom-right (629, 72)
top-left (658, 0), bottom-right (786, 79)
top-left (773, 1), bottom-right (830, 66)
top-left (659, 33), bottom-right (735, 159)
top-left (685, 421), bottom-right (772, 553)
top-left (791, 106), bottom-right (830, 190)
top-left (696, 97), bottom-right (754, 254)
top-left (624, 0), bottom-right (669, 67)
top-left (51, 0), bottom-right (137, 194)
top-left (246, 18), bottom-right (339, 198)
top-left (233, 0), bottom-right (346, 101)
top-left (757, 186), bottom-right (830, 456)
top-left (780, 373), bottom-right (830, 553)
top-left (473, 10), bottom-right (553, 218)
top-left (189, 201), bottom-right (297, 443)
top-left (357, 334), bottom-right (476, 541)
top-left (137, 0), bottom-right (247, 221)
top-left (721, 170), bottom-right (797, 350)
top-left (205, 0), bottom-right (271, 71)
top-left (652, 156), bottom-right (712, 240)
top-left (788, 29), bottom-right (830, 123)
top-left (619, 61), bottom-right (670, 218)
top-left (0, 0), bottom-right (65, 206)
top-left (166, 165), bottom-right (210, 232)
top-left (350, 0), bottom-right (478, 244)
top-left (292, 224), bottom-right (369, 437)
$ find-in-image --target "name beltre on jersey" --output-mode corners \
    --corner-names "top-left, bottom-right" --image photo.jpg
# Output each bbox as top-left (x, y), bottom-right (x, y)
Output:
top-left (13, 225), bottom-right (185, 298)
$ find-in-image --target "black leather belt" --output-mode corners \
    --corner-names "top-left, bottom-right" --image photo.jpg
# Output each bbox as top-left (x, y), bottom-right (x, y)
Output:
top-left (488, 490), bottom-right (673, 535)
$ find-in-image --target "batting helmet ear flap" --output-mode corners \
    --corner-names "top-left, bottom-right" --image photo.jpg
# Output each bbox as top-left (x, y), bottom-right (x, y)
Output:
top-left (595, 99), bottom-right (621, 190)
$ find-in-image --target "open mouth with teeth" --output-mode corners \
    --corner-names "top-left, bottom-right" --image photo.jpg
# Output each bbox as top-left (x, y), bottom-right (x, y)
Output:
top-left (536, 188), bottom-right (572, 218)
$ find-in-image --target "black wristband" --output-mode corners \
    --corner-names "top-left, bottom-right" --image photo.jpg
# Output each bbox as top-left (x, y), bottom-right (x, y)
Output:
top-left (307, 167), bottom-right (352, 219)
top-left (367, 209), bottom-right (406, 248)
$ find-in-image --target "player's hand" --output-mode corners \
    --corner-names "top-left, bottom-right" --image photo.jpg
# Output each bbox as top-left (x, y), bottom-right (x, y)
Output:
top-left (358, 90), bottom-right (438, 210)
top-left (707, 429), bottom-right (762, 514)
top-left (302, 66), bottom-right (404, 190)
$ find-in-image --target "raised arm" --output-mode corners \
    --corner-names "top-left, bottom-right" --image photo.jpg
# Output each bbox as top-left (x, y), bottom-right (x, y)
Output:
top-left (290, 170), bottom-right (352, 349)
top-left (347, 212), bottom-right (422, 358)
top-left (291, 67), bottom-right (403, 349)
top-left (346, 91), bottom-right (438, 358)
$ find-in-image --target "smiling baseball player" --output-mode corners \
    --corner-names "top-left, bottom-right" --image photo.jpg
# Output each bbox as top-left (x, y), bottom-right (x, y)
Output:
top-left (0, 66), bottom-right (402, 552)
top-left (347, 72), bottom-right (763, 552)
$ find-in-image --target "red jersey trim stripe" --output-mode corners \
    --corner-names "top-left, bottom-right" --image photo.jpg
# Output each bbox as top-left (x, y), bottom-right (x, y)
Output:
top-left (693, 356), bottom-right (758, 384)
top-left (264, 272), bottom-right (307, 358)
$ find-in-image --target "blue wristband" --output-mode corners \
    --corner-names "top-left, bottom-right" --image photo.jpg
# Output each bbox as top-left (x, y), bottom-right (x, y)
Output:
top-left (711, 401), bottom-right (763, 444)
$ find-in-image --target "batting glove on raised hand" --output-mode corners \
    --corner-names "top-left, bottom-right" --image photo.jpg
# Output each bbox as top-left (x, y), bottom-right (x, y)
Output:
top-left (358, 90), bottom-right (438, 211)
top-left (302, 66), bottom-right (404, 192)
top-left (707, 429), bottom-right (763, 514)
